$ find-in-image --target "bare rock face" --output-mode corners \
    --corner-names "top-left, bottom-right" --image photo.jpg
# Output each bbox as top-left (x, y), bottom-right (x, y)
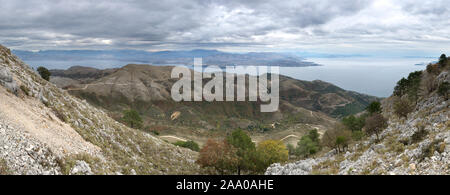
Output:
top-left (70, 161), bottom-right (93, 175)
top-left (0, 66), bottom-right (17, 94)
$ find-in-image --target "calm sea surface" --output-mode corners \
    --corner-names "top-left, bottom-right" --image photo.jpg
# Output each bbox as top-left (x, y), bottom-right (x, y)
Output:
top-left (24, 57), bottom-right (432, 97)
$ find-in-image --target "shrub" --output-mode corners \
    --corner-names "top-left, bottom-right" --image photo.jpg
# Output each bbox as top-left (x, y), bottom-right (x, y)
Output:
top-left (256, 140), bottom-right (288, 171)
top-left (286, 143), bottom-right (295, 156)
top-left (366, 101), bottom-right (382, 114)
top-left (352, 131), bottom-right (365, 141)
top-left (295, 129), bottom-right (321, 157)
top-left (121, 110), bottom-right (143, 129)
top-left (196, 139), bottom-right (238, 175)
top-left (20, 85), bottom-right (30, 96)
top-left (37, 66), bottom-right (51, 81)
top-left (438, 82), bottom-right (449, 100)
top-left (0, 159), bottom-right (11, 175)
top-left (364, 113), bottom-right (388, 142)
top-left (426, 63), bottom-right (439, 75)
top-left (174, 140), bottom-right (200, 152)
top-left (335, 136), bottom-right (349, 152)
top-left (411, 124), bottom-right (428, 144)
top-left (393, 97), bottom-right (414, 118)
top-left (342, 114), bottom-right (366, 132)
top-left (296, 136), bottom-right (320, 157)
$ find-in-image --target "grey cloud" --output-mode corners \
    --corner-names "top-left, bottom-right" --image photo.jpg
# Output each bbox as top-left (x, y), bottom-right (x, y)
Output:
top-left (0, 0), bottom-right (448, 54)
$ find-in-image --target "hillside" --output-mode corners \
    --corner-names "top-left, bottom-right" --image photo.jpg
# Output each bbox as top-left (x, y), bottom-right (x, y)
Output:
top-left (0, 44), bottom-right (201, 175)
top-left (266, 60), bottom-right (450, 175)
top-left (48, 65), bottom-right (378, 146)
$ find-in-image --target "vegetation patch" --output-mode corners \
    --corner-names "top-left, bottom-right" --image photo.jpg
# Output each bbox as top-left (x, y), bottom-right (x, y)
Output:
top-left (56, 153), bottom-right (102, 175)
top-left (0, 159), bottom-right (11, 175)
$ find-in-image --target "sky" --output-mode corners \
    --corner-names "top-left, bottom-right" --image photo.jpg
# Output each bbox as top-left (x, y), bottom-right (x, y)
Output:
top-left (1, 0), bottom-right (449, 57)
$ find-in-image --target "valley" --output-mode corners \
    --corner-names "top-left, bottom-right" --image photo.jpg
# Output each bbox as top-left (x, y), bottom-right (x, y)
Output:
top-left (49, 64), bottom-right (379, 147)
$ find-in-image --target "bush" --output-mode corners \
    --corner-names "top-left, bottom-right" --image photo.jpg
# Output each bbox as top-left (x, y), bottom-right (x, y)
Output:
top-left (335, 136), bottom-right (349, 152)
top-left (0, 159), bottom-right (11, 175)
top-left (20, 85), bottom-right (30, 96)
top-left (37, 66), bottom-right (51, 81)
top-left (256, 140), bottom-right (288, 170)
top-left (426, 63), bottom-right (439, 75)
top-left (438, 82), bottom-right (449, 100)
top-left (296, 136), bottom-right (320, 157)
top-left (352, 131), bottom-right (365, 141)
top-left (364, 113), bottom-right (388, 142)
top-left (342, 114), bottom-right (366, 132)
top-left (174, 140), bottom-right (200, 152)
top-left (295, 129), bottom-right (321, 157)
top-left (411, 124), bottom-right (428, 144)
top-left (366, 101), bottom-right (382, 114)
top-left (287, 143), bottom-right (295, 156)
top-left (393, 97), bottom-right (414, 118)
top-left (197, 139), bottom-right (238, 175)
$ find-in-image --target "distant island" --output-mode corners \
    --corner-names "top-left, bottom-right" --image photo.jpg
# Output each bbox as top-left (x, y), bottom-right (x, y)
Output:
top-left (13, 49), bottom-right (321, 69)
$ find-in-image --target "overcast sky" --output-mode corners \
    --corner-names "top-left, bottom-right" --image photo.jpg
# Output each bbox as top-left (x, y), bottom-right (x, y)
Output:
top-left (0, 0), bottom-right (449, 56)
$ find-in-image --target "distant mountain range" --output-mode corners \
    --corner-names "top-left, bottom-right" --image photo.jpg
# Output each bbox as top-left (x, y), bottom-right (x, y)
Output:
top-left (13, 49), bottom-right (320, 69)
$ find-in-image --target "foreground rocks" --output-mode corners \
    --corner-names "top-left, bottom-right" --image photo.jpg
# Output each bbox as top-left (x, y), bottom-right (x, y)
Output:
top-left (266, 76), bottom-right (449, 175)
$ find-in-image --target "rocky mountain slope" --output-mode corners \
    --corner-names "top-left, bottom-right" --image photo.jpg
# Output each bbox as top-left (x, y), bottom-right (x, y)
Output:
top-left (0, 45), bottom-right (201, 175)
top-left (266, 67), bottom-right (449, 175)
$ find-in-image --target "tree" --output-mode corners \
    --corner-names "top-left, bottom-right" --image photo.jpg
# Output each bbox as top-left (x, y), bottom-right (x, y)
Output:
top-left (439, 54), bottom-right (448, 67)
top-left (256, 140), bottom-right (288, 171)
top-left (174, 140), bottom-right (200, 152)
top-left (342, 114), bottom-right (366, 132)
top-left (364, 113), bottom-right (388, 142)
top-left (406, 71), bottom-right (422, 102)
top-left (366, 101), bottom-right (382, 114)
top-left (296, 136), bottom-right (320, 157)
top-left (295, 129), bottom-right (321, 157)
top-left (308, 129), bottom-right (320, 143)
top-left (335, 136), bottom-right (349, 153)
top-left (393, 97), bottom-right (414, 118)
top-left (438, 82), bottom-right (449, 100)
top-left (321, 123), bottom-right (352, 153)
top-left (226, 129), bottom-right (256, 175)
top-left (197, 139), bottom-right (238, 175)
top-left (393, 71), bottom-right (422, 102)
top-left (37, 66), bottom-right (51, 81)
top-left (121, 109), bottom-right (143, 129)
top-left (394, 77), bottom-right (408, 97)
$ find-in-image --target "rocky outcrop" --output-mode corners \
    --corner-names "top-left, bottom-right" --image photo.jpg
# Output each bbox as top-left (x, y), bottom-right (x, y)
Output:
top-left (0, 66), bottom-right (17, 94)
top-left (266, 69), bottom-right (449, 175)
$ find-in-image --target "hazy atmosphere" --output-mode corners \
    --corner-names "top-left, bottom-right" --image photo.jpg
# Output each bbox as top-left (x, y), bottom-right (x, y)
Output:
top-left (0, 0), bottom-right (449, 179)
